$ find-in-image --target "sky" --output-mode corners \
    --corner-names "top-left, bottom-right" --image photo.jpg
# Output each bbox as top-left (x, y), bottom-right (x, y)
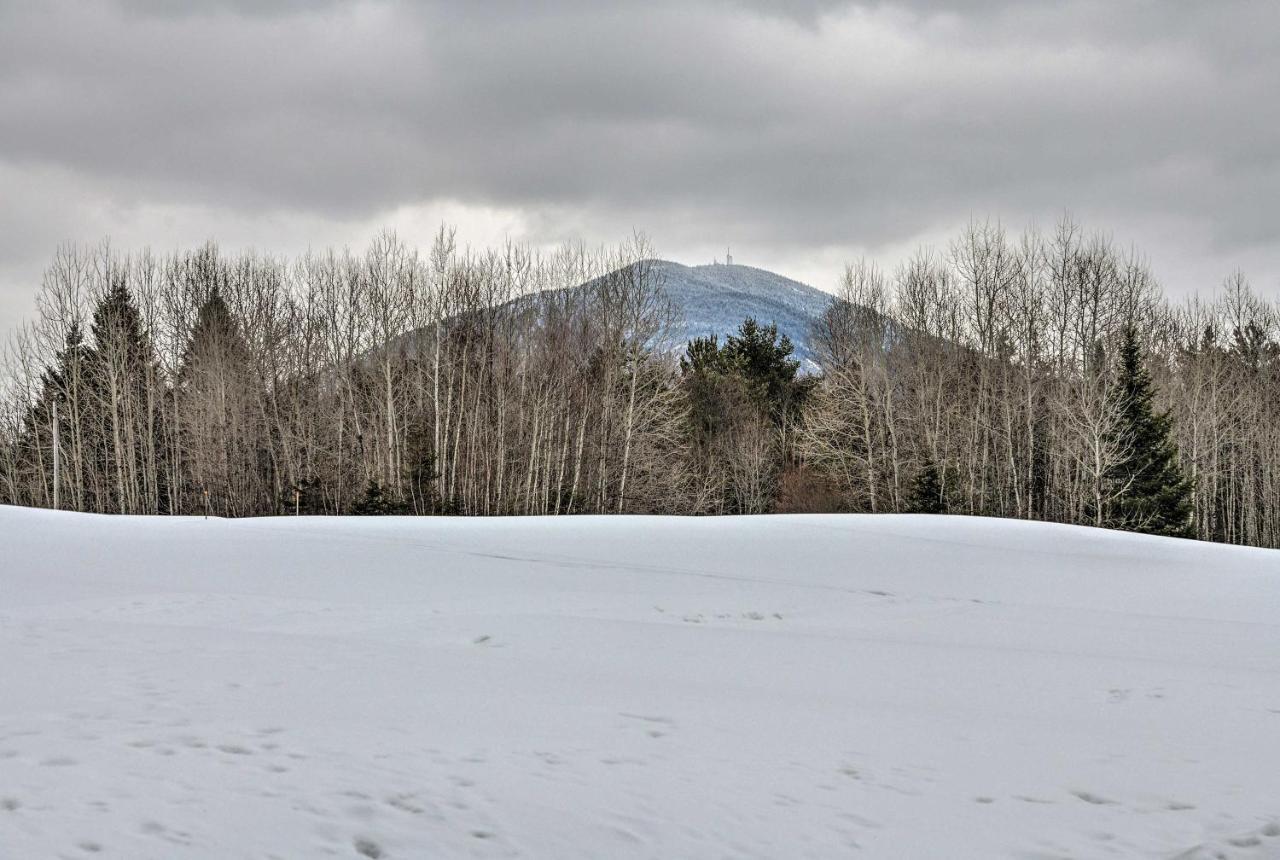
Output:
top-left (2, 0), bottom-right (1278, 334)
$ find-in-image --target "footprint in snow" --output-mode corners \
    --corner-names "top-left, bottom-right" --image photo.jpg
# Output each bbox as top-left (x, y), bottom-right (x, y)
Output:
top-left (216, 743), bottom-right (253, 755)
top-left (1072, 790), bottom-right (1116, 805)
top-left (353, 837), bottom-right (383, 858)
top-left (386, 793), bottom-right (426, 815)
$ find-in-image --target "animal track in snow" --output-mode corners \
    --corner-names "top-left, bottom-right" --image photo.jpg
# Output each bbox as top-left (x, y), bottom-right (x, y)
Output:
top-left (216, 743), bottom-right (253, 756)
top-left (353, 836), bottom-right (383, 858)
top-left (1071, 790), bottom-right (1116, 806)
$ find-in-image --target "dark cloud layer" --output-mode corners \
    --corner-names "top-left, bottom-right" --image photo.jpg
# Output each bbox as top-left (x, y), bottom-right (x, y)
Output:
top-left (2, 0), bottom-right (1278, 331)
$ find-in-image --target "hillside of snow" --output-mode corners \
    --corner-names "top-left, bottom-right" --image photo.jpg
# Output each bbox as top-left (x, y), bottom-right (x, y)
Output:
top-left (2, 506), bottom-right (1279, 858)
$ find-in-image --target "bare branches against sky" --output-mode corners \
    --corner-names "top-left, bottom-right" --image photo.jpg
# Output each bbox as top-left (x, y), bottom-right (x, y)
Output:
top-left (1, 0), bottom-right (1277, 330)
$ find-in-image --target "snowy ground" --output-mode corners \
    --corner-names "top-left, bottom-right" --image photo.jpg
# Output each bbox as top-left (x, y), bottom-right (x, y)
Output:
top-left (2, 507), bottom-right (1279, 859)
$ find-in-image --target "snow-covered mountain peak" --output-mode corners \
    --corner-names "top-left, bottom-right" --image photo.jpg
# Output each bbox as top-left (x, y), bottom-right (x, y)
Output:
top-left (646, 260), bottom-right (834, 370)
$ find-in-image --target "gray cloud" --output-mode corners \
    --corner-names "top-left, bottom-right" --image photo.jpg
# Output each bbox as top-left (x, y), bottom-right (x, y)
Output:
top-left (1, 0), bottom-right (1278, 331)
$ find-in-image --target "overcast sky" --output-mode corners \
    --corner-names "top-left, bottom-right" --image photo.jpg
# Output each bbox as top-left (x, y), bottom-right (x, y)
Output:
top-left (2, 0), bottom-right (1278, 333)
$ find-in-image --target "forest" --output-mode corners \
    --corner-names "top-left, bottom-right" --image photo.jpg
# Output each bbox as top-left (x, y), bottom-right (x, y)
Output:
top-left (2, 218), bottom-right (1277, 548)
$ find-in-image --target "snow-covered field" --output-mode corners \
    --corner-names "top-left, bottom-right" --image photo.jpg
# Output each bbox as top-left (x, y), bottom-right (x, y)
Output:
top-left (2, 506), bottom-right (1279, 859)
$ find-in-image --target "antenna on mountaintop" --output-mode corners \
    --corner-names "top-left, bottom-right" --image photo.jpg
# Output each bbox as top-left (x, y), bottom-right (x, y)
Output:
top-left (726, 247), bottom-right (733, 266)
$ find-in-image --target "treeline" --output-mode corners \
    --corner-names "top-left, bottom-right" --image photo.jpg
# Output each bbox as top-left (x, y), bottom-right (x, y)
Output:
top-left (1, 219), bottom-right (1278, 547)
top-left (798, 220), bottom-right (1279, 545)
top-left (0, 232), bottom-right (688, 517)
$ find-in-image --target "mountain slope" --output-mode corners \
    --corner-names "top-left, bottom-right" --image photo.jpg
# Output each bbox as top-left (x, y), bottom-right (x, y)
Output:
top-left (3, 506), bottom-right (1280, 858)
top-left (648, 260), bottom-right (833, 370)
top-left (389, 260), bottom-right (834, 372)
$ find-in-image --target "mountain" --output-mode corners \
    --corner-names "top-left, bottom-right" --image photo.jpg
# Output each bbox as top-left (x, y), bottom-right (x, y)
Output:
top-left (649, 260), bottom-right (833, 372)
top-left (389, 259), bottom-right (835, 373)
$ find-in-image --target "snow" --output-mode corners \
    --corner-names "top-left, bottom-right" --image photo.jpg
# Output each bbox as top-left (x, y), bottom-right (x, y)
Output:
top-left (2, 505), bottom-right (1279, 858)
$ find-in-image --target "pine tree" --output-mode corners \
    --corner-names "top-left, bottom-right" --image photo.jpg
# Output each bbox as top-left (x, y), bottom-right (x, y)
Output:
top-left (20, 323), bottom-right (87, 436)
top-left (680, 334), bottom-right (736, 455)
top-left (179, 287), bottom-right (251, 375)
top-left (1106, 326), bottom-right (1193, 537)
top-left (286, 477), bottom-right (328, 515)
top-left (176, 287), bottom-right (262, 516)
top-left (722, 318), bottom-right (805, 423)
top-left (679, 319), bottom-right (810, 513)
top-left (351, 480), bottom-right (410, 515)
top-left (680, 318), bottom-right (809, 435)
top-left (16, 323), bottom-right (90, 507)
top-left (85, 278), bottom-right (166, 513)
top-left (905, 457), bottom-right (945, 514)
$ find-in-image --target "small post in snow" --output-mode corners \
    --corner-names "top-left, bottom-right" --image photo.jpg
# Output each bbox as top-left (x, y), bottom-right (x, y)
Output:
top-left (51, 399), bottom-right (60, 511)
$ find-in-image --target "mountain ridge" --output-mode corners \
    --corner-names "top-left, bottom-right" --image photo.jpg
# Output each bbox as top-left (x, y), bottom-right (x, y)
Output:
top-left (388, 258), bottom-right (835, 373)
top-left (644, 259), bottom-right (833, 371)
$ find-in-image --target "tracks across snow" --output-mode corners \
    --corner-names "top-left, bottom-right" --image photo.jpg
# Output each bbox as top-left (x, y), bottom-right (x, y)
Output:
top-left (2, 506), bottom-right (1280, 858)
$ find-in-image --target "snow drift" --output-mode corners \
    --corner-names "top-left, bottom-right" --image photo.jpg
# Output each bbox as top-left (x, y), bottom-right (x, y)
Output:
top-left (1, 506), bottom-right (1279, 858)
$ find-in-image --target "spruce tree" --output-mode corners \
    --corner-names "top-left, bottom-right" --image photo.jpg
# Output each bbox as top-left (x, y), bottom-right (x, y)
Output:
top-left (679, 319), bottom-right (809, 514)
top-left (905, 457), bottom-right (945, 514)
top-left (1106, 326), bottom-right (1193, 537)
top-left (20, 322), bottom-right (88, 440)
top-left (89, 279), bottom-right (156, 380)
top-left (351, 481), bottom-right (410, 515)
top-left (680, 334), bottom-right (734, 454)
top-left (179, 287), bottom-right (251, 375)
top-left (681, 318), bottom-right (808, 432)
top-left (176, 287), bottom-right (262, 515)
top-left (722, 318), bottom-right (805, 423)
top-left (85, 279), bottom-right (166, 513)
top-left (16, 323), bottom-right (90, 506)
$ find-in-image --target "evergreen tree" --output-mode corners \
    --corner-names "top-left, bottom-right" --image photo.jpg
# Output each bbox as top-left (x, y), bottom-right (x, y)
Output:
top-left (179, 287), bottom-right (251, 375)
top-left (905, 457), bottom-right (945, 514)
top-left (15, 323), bottom-right (90, 507)
top-left (680, 318), bottom-right (809, 432)
top-left (1106, 326), bottom-right (1193, 537)
top-left (85, 278), bottom-right (166, 513)
top-left (721, 318), bottom-right (806, 423)
top-left (176, 287), bottom-right (263, 516)
top-left (351, 480), bottom-right (410, 515)
top-left (402, 421), bottom-right (441, 514)
top-left (90, 281), bottom-right (150, 368)
top-left (679, 319), bottom-right (810, 513)
top-left (20, 322), bottom-right (88, 440)
top-left (285, 477), bottom-right (328, 515)
top-left (680, 334), bottom-right (738, 454)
